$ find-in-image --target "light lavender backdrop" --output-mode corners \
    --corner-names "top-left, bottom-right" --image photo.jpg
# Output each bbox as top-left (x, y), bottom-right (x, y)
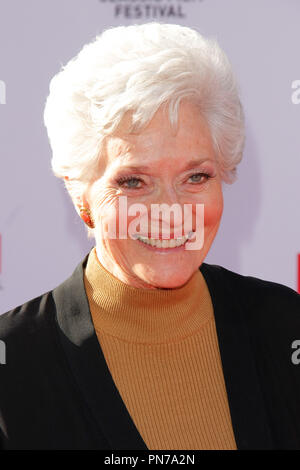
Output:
top-left (0, 0), bottom-right (299, 313)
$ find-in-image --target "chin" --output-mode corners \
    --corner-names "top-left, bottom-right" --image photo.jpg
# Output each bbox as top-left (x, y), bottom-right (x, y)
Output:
top-left (136, 266), bottom-right (195, 289)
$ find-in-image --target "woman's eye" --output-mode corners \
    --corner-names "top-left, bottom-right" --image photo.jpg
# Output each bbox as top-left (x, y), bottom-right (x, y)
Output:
top-left (188, 172), bottom-right (211, 184)
top-left (116, 176), bottom-right (144, 189)
top-left (115, 173), bottom-right (211, 190)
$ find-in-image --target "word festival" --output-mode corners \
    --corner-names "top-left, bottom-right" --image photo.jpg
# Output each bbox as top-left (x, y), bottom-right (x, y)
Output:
top-left (97, 0), bottom-right (205, 22)
top-left (114, 3), bottom-right (185, 18)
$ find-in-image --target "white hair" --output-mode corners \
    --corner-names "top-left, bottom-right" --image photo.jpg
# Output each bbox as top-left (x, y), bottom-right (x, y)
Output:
top-left (44, 22), bottom-right (245, 210)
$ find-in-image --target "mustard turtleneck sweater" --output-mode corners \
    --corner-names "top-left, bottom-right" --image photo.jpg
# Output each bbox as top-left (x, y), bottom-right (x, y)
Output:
top-left (84, 247), bottom-right (237, 450)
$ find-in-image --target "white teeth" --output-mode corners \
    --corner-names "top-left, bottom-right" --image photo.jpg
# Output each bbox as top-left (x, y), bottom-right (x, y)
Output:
top-left (169, 238), bottom-right (176, 248)
top-left (136, 234), bottom-right (190, 249)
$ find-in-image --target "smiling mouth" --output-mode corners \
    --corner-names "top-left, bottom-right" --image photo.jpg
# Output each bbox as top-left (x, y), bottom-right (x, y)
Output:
top-left (134, 231), bottom-right (195, 249)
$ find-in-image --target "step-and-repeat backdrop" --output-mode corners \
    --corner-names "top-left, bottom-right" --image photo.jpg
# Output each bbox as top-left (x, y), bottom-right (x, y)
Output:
top-left (0, 0), bottom-right (299, 313)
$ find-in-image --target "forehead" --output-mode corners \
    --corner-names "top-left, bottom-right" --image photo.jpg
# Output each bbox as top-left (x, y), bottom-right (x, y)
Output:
top-left (101, 101), bottom-right (215, 172)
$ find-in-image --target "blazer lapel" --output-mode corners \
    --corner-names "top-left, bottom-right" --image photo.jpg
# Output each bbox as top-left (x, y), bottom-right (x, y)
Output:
top-left (200, 263), bottom-right (274, 449)
top-left (53, 254), bottom-right (148, 450)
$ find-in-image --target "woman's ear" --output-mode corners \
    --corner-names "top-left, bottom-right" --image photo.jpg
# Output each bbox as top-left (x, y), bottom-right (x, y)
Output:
top-left (63, 176), bottom-right (95, 228)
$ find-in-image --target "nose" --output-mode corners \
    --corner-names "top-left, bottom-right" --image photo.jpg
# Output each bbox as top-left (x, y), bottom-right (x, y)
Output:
top-left (153, 183), bottom-right (180, 206)
top-left (149, 184), bottom-right (184, 236)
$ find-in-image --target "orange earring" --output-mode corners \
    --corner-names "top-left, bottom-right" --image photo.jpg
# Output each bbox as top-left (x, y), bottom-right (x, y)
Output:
top-left (79, 207), bottom-right (94, 229)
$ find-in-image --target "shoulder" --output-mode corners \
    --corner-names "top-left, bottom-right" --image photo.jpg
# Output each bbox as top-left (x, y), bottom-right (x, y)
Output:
top-left (201, 263), bottom-right (300, 394)
top-left (0, 254), bottom-right (89, 346)
top-left (202, 261), bottom-right (299, 303)
top-left (201, 262), bottom-right (300, 330)
top-left (0, 291), bottom-right (56, 353)
top-left (223, 264), bottom-right (299, 307)
top-left (221, 263), bottom-right (297, 297)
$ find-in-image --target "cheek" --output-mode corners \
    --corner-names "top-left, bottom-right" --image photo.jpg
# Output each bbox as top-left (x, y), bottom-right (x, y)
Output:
top-left (204, 191), bottom-right (223, 227)
top-left (90, 185), bottom-right (119, 224)
top-left (190, 182), bottom-right (223, 229)
top-left (94, 195), bottom-right (146, 240)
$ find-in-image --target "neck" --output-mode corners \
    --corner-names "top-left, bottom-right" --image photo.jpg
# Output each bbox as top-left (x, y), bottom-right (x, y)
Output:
top-left (84, 247), bottom-right (213, 343)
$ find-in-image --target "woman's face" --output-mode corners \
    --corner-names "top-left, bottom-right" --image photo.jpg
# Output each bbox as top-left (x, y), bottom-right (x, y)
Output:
top-left (88, 101), bottom-right (223, 289)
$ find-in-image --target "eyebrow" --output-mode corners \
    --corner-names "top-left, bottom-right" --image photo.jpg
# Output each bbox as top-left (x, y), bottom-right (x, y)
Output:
top-left (116, 158), bottom-right (213, 173)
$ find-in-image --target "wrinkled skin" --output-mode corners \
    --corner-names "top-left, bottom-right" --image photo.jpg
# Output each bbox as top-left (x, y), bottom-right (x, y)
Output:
top-left (82, 101), bottom-right (224, 289)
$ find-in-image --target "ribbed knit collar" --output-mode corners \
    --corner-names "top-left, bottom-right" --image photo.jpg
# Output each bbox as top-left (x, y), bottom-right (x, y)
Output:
top-left (83, 247), bottom-right (214, 344)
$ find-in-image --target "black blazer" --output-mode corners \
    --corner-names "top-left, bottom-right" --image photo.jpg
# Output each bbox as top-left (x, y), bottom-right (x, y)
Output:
top-left (0, 254), bottom-right (300, 450)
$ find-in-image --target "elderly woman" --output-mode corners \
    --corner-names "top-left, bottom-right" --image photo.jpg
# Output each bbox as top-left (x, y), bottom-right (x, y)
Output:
top-left (0, 23), bottom-right (300, 451)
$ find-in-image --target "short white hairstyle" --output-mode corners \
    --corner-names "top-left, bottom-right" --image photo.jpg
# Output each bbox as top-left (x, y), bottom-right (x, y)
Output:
top-left (44, 22), bottom-right (245, 191)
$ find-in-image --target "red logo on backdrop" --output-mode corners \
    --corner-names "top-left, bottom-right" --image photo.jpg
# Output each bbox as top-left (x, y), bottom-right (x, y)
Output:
top-left (0, 233), bottom-right (1, 274)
